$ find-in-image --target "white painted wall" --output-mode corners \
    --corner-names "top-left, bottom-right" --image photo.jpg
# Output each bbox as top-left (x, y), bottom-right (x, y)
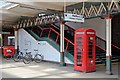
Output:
top-left (18, 29), bottom-right (73, 64)
top-left (66, 18), bottom-right (106, 39)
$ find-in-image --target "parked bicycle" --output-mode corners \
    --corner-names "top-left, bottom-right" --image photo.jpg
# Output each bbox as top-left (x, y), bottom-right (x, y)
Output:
top-left (13, 48), bottom-right (23, 62)
top-left (23, 49), bottom-right (43, 64)
top-left (13, 49), bottom-right (29, 62)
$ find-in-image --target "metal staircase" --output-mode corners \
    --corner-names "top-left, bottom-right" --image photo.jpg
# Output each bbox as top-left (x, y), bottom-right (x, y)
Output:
top-left (24, 23), bottom-right (120, 64)
top-left (24, 27), bottom-right (74, 63)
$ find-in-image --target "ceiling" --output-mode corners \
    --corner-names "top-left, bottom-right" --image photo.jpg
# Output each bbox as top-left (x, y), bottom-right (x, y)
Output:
top-left (1, 0), bottom-right (115, 31)
top-left (0, 0), bottom-right (80, 31)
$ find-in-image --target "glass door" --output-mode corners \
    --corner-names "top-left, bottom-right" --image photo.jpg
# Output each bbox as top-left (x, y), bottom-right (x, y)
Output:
top-left (76, 37), bottom-right (83, 66)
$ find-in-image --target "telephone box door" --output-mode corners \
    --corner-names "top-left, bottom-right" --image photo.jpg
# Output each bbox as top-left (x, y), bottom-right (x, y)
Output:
top-left (74, 36), bottom-right (83, 67)
top-left (86, 35), bottom-right (96, 72)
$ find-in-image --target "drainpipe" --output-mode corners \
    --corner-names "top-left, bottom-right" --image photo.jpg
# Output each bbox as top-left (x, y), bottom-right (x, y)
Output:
top-left (0, 34), bottom-right (2, 47)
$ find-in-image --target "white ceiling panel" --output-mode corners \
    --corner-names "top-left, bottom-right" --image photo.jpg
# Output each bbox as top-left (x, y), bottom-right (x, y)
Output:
top-left (1, 1), bottom-right (79, 29)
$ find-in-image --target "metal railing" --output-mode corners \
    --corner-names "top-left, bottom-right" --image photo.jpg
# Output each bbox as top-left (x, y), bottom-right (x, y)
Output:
top-left (31, 23), bottom-right (120, 53)
top-left (96, 36), bottom-right (120, 51)
top-left (32, 25), bottom-right (74, 52)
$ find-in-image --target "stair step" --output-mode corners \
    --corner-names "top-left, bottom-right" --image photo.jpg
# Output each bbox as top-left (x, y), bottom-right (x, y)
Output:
top-left (111, 59), bottom-right (119, 62)
top-left (68, 50), bottom-right (74, 52)
top-left (96, 61), bottom-right (102, 64)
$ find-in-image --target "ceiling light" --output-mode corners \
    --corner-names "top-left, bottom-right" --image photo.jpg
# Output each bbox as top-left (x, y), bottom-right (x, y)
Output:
top-left (5, 4), bottom-right (19, 10)
top-left (38, 13), bottom-right (45, 16)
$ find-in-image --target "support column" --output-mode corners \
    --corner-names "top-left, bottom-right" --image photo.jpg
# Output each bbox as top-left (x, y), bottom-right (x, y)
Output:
top-left (0, 34), bottom-right (3, 57)
top-left (14, 28), bottom-right (18, 53)
top-left (105, 15), bottom-right (112, 75)
top-left (60, 21), bottom-right (66, 66)
top-left (0, 34), bottom-right (2, 47)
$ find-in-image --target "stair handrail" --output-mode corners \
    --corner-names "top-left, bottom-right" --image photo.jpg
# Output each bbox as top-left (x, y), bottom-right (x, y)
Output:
top-left (111, 44), bottom-right (120, 50)
top-left (96, 36), bottom-right (120, 50)
top-left (37, 26), bottom-right (49, 30)
top-left (50, 23), bottom-right (75, 32)
top-left (37, 26), bottom-right (74, 45)
top-left (96, 45), bottom-right (106, 51)
top-left (50, 24), bottom-right (60, 30)
top-left (52, 24), bottom-right (120, 51)
top-left (36, 25), bottom-right (74, 52)
top-left (64, 24), bottom-right (75, 32)
top-left (50, 28), bottom-right (74, 46)
top-left (38, 23), bottom-right (120, 51)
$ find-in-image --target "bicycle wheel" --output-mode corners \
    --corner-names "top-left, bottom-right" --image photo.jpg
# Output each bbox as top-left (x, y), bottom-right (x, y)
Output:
top-left (23, 54), bottom-right (31, 64)
top-left (13, 52), bottom-right (23, 62)
top-left (34, 54), bottom-right (43, 63)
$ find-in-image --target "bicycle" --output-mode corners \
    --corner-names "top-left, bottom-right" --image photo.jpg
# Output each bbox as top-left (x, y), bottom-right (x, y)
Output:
top-left (13, 48), bottom-right (23, 62)
top-left (13, 49), bottom-right (30, 62)
top-left (23, 49), bottom-right (43, 64)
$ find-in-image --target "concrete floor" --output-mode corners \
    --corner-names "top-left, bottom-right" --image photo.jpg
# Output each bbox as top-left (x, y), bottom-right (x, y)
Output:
top-left (0, 53), bottom-right (119, 79)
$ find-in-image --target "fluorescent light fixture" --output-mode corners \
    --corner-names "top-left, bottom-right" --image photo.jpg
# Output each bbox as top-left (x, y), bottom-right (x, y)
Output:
top-left (39, 13), bottom-right (45, 16)
top-left (5, 4), bottom-right (19, 10)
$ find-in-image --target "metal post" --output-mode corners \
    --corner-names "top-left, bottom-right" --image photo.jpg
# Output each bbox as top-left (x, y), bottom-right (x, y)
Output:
top-left (0, 34), bottom-right (2, 47)
top-left (105, 15), bottom-right (112, 75)
top-left (60, 21), bottom-right (66, 66)
top-left (14, 29), bottom-right (18, 53)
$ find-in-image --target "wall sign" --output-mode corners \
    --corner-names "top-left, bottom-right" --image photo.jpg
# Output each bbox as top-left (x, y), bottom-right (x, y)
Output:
top-left (76, 32), bottom-right (84, 34)
top-left (87, 32), bottom-right (94, 34)
top-left (64, 13), bottom-right (84, 23)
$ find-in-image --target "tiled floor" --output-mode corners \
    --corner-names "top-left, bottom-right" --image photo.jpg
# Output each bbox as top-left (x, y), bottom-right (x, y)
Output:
top-left (0, 52), bottom-right (119, 79)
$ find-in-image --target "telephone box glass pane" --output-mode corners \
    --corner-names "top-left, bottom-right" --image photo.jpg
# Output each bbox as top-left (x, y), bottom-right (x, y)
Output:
top-left (88, 37), bottom-right (93, 58)
top-left (76, 37), bottom-right (82, 66)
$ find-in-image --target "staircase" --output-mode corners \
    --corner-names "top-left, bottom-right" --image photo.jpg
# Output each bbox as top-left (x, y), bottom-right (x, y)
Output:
top-left (24, 23), bottom-right (120, 64)
top-left (24, 26), bottom-right (74, 63)
top-left (52, 23), bottom-right (120, 64)
top-left (96, 36), bottom-right (120, 63)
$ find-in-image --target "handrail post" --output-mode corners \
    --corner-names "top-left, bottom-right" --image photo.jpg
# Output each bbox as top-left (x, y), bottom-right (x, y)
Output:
top-left (40, 30), bottom-right (43, 37)
top-left (48, 29), bottom-right (51, 38)
top-left (65, 42), bottom-right (69, 51)
top-left (55, 35), bottom-right (59, 43)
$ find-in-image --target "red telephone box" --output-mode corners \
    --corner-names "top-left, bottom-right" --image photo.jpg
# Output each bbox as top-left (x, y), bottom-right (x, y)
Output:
top-left (74, 28), bottom-right (96, 72)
